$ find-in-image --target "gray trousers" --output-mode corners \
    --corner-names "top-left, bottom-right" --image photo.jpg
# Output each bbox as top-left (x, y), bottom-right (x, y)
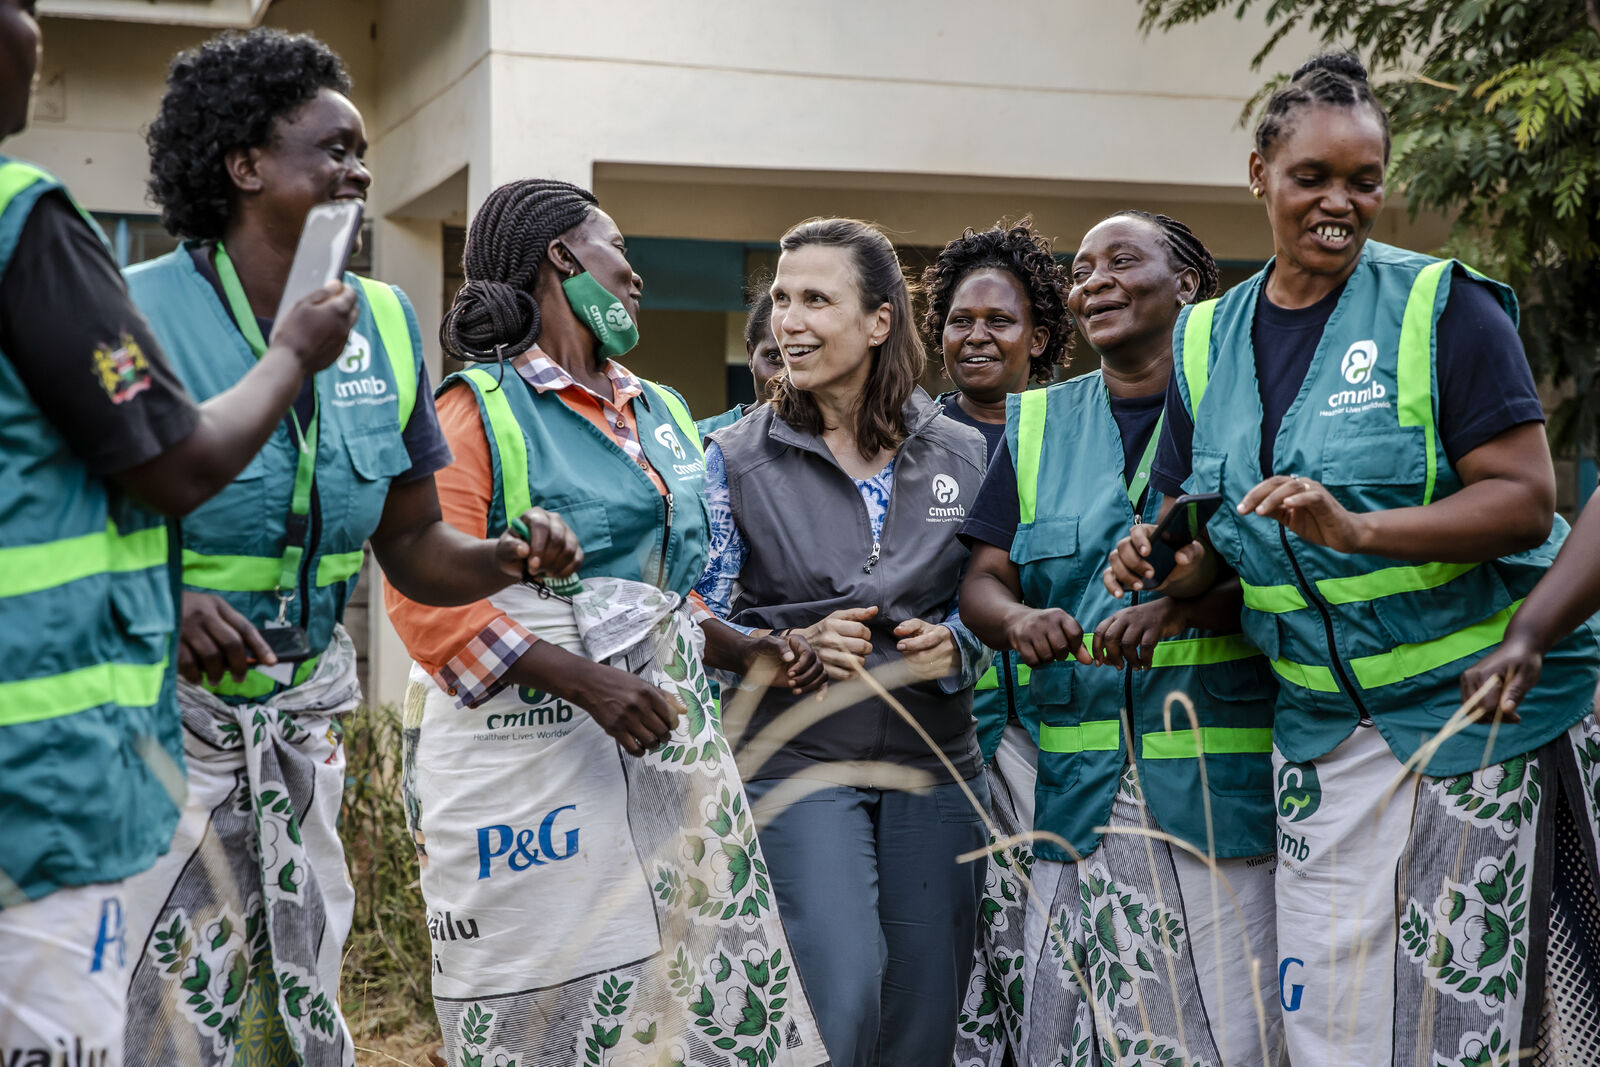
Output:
top-left (744, 774), bottom-right (990, 1067)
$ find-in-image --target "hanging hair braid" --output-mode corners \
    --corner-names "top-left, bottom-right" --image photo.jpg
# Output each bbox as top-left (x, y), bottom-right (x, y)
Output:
top-left (920, 217), bottom-right (1073, 384)
top-left (1255, 51), bottom-right (1391, 163)
top-left (441, 179), bottom-right (599, 363)
top-left (1103, 210), bottom-right (1220, 301)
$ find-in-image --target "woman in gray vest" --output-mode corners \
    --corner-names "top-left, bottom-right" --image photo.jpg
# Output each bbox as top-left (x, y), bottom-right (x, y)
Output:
top-left (696, 217), bottom-right (992, 1066)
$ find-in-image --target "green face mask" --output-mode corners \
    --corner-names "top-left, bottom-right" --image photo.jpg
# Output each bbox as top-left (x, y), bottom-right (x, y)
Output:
top-left (561, 267), bottom-right (640, 358)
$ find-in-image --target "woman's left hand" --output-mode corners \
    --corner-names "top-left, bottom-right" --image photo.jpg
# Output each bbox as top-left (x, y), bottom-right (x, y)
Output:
top-left (894, 618), bottom-right (960, 682)
top-left (498, 507), bottom-right (583, 580)
top-left (1237, 474), bottom-right (1371, 554)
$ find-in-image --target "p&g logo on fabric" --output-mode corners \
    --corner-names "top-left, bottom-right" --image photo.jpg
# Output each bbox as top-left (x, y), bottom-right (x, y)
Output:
top-left (476, 805), bottom-right (580, 879)
top-left (605, 302), bottom-right (634, 331)
top-left (928, 473), bottom-right (965, 521)
top-left (654, 423), bottom-right (687, 461)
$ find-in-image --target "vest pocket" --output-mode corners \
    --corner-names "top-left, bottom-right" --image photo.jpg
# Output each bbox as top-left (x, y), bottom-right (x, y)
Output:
top-left (1029, 667), bottom-right (1081, 794)
top-left (544, 499), bottom-right (613, 556)
top-left (1318, 428), bottom-right (1426, 489)
top-left (1194, 659), bottom-right (1277, 800)
top-left (1010, 518), bottom-right (1082, 607)
top-left (1371, 562), bottom-right (1512, 651)
top-left (346, 424), bottom-right (409, 481)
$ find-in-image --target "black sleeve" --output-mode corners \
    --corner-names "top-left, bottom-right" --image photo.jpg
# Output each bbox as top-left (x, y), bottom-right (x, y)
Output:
top-left (1149, 369), bottom-right (1196, 499)
top-left (1435, 277), bottom-right (1546, 464)
top-left (958, 438), bottom-right (1022, 551)
top-left (394, 360), bottom-right (454, 484)
top-left (0, 193), bottom-right (199, 476)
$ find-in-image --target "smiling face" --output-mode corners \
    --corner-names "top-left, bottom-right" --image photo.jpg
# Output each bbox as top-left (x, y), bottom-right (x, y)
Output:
top-left (0, 0), bottom-right (40, 140)
top-left (1067, 216), bottom-right (1198, 364)
top-left (553, 208), bottom-right (643, 324)
top-left (748, 330), bottom-right (785, 401)
top-left (1250, 103), bottom-right (1386, 287)
top-left (239, 88), bottom-right (370, 243)
top-left (769, 243), bottom-right (890, 398)
top-left (941, 268), bottom-right (1045, 403)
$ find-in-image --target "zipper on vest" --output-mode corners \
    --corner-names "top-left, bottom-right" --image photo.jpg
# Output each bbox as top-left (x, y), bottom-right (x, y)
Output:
top-left (1277, 525), bottom-right (1373, 726)
top-left (658, 490), bottom-right (675, 588)
top-left (1123, 589), bottom-right (1138, 767)
top-left (864, 539), bottom-right (881, 573)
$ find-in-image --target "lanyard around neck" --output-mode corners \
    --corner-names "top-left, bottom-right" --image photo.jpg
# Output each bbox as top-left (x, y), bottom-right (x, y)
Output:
top-left (215, 242), bottom-right (320, 604)
top-left (1126, 410), bottom-right (1166, 509)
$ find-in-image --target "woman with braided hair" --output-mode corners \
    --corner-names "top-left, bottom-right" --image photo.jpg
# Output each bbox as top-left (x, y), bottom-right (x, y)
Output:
top-left (1106, 51), bottom-right (1600, 1065)
top-left (959, 210), bottom-right (1283, 1065)
top-left (116, 29), bottom-right (583, 1067)
top-left (383, 178), bottom-right (828, 1067)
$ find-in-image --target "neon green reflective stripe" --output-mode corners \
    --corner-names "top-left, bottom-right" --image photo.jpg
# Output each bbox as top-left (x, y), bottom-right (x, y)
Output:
top-left (206, 653), bottom-right (321, 700)
top-left (183, 551), bottom-right (280, 593)
top-left (1398, 260), bottom-right (1450, 506)
top-left (0, 161), bottom-right (50, 210)
top-left (1016, 663), bottom-right (1031, 685)
top-left (357, 277), bottom-right (418, 430)
top-left (0, 658), bottom-right (168, 726)
top-left (1141, 727), bottom-right (1274, 760)
top-left (1080, 631), bottom-right (1259, 668)
top-left (316, 549), bottom-right (366, 587)
top-left (1350, 600), bottom-right (1522, 690)
top-left (1015, 389), bottom-right (1047, 524)
top-left (1316, 561), bottom-right (1478, 606)
top-left (976, 665), bottom-right (1000, 691)
top-left (1181, 299), bottom-right (1218, 415)
top-left (466, 369), bottom-right (534, 528)
top-left (1150, 633), bottom-right (1260, 668)
top-left (647, 382), bottom-right (704, 460)
top-left (1126, 410), bottom-right (1165, 506)
top-left (1038, 719), bottom-right (1121, 754)
top-left (0, 522), bottom-right (167, 598)
top-left (1269, 657), bottom-right (1341, 693)
top-left (1240, 579), bottom-right (1308, 614)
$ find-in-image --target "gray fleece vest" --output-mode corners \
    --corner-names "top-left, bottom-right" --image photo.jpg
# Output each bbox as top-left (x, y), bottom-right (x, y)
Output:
top-left (712, 389), bottom-right (987, 783)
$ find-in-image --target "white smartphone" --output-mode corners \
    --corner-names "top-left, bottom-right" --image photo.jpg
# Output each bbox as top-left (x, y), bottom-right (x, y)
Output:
top-left (274, 199), bottom-right (365, 322)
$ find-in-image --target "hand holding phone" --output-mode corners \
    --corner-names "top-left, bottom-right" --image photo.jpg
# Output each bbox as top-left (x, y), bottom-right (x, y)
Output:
top-left (1142, 492), bottom-right (1224, 588)
top-left (275, 199), bottom-right (364, 321)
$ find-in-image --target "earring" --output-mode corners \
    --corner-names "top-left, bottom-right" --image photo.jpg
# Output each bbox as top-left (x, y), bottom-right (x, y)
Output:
top-left (1251, 186), bottom-right (1263, 199)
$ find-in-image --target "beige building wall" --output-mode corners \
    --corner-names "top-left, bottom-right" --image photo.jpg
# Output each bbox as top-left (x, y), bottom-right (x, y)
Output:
top-left (15, 0), bottom-right (1456, 708)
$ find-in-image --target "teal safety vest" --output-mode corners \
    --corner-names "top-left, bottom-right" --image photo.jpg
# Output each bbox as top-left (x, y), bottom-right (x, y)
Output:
top-left (974, 655), bottom-right (1031, 760)
top-left (1175, 241), bottom-right (1600, 775)
top-left (446, 367), bottom-right (710, 597)
top-left (695, 404), bottom-right (746, 442)
top-left (1008, 374), bottom-right (1278, 861)
top-left (0, 158), bottom-right (184, 902)
top-left (125, 246), bottom-right (422, 702)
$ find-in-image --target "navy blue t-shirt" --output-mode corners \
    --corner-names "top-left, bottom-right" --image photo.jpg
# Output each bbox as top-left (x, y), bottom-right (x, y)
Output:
top-left (960, 388), bottom-right (1166, 552)
top-left (939, 390), bottom-right (1007, 460)
top-left (1150, 274), bottom-right (1544, 498)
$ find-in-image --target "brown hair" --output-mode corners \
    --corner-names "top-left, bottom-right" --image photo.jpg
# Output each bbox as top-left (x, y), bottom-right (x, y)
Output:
top-left (769, 218), bottom-right (924, 456)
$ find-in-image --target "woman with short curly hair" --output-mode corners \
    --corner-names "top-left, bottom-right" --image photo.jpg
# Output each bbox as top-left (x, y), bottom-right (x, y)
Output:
top-left (959, 210), bottom-right (1283, 1065)
top-left (118, 29), bottom-right (581, 1066)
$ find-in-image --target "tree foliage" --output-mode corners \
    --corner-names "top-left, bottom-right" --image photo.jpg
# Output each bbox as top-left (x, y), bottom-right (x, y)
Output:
top-left (1139, 0), bottom-right (1600, 451)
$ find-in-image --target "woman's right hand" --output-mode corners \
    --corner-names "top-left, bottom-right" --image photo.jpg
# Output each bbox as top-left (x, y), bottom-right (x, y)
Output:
top-left (178, 591), bottom-right (276, 684)
top-left (570, 661), bottom-right (685, 758)
top-left (1460, 637), bottom-right (1539, 724)
top-left (1005, 606), bottom-right (1092, 668)
top-left (270, 280), bottom-right (360, 375)
top-left (797, 606), bottom-right (879, 681)
top-left (1103, 523), bottom-right (1209, 599)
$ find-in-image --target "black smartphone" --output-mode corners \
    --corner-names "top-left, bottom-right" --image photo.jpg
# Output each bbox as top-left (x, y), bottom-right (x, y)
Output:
top-left (259, 621), bottom-right (314, 663)
top-left (1142, 492), bottom-right (1225, 587)
top-left (274, 199), bottom-right (364, 322)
